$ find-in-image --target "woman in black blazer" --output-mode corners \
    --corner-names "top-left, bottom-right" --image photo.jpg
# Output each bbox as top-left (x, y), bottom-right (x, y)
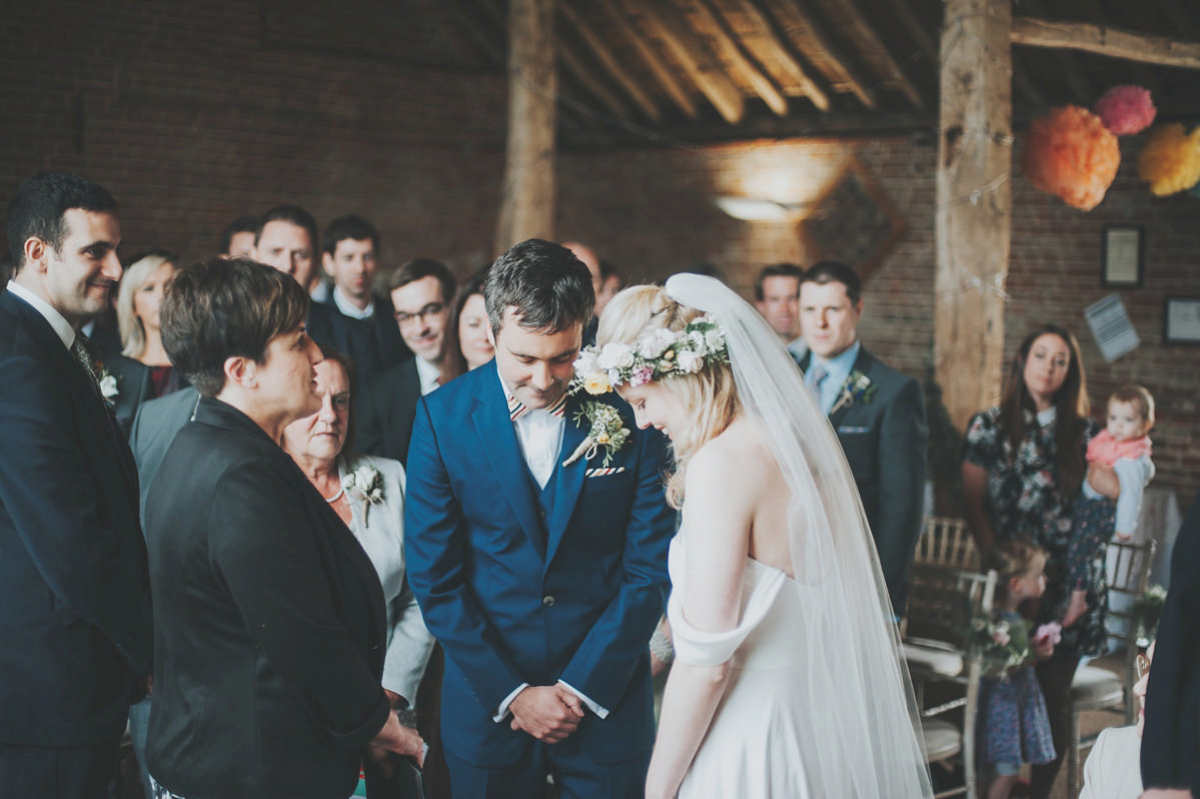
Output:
top-left (143, 257), bottom-right (422, 799)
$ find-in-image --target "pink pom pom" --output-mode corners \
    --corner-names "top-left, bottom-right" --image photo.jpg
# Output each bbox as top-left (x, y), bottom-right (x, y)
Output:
top-left (1095, 85), bottom-right (1157, 135)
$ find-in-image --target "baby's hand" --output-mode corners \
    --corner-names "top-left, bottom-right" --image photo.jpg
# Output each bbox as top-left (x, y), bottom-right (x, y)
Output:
top-left (1063, 590), bottom-right (1088, 628)
top-left (1114, 531), bottom-right (1133, 542)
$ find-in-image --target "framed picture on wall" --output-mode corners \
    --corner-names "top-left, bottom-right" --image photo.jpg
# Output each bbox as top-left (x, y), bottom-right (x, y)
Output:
top-left (1164, 297), bottom-right (1200, 344)
top-left (1102, 225), bottom-right (1144, 288)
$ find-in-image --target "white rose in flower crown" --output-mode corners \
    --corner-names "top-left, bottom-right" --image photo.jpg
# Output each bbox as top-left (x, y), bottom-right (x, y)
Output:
top-left (705, 329), bottom-right (725, 352)
top-left (677, 351), bottom-right (703, 374)
top-left (608, 367), bottom-right (622, 386)
top-left (688, 330), bottom-right (708, 356)
top-left (574, 350), bottom-right (599, 377)
top-left (597, 342), bottom-right (635, 371)
top-left (637, 336), bottom-right (668, 359)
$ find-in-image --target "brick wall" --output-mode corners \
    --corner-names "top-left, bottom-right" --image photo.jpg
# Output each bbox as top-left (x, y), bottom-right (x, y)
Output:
top-left (3, 0), bottom-right (1196, 506)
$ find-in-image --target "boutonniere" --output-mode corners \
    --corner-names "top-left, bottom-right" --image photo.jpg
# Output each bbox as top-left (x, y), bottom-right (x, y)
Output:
top-left (828, 369), bottom-right (876, 415)
top-left (95, 363), bottom-right (119, 404)
top-left (563, 401), bottom-right (631, 468)
top-left (343, 463), bottom-right (385, 525)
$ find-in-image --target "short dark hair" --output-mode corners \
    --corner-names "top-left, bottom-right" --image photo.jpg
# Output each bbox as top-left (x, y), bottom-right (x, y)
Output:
top-left (485, 238), bottom-right (594, 334)
top-left (256, 205), bottom-right (318, 253)
top-left (323, 214), bottom-right (379, 257)
top-left (386, 258), bottom-right (456, 305)
top-left (6, 172), bottom-right (118, 272)
top-left (754, 263), bottom-right (804, 301)
top-left (161, 257), bottom-right (309, 397)
top-left (219, 215), bottom-right (259, 255)
top-left (800, 261), bottom-right (862, 305)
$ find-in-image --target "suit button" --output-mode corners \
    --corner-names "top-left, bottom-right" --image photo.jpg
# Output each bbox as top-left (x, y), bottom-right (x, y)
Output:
top-left (539, 509), bottom-right (546, 519)
top-left (542, 595), bottom-right (555, 607)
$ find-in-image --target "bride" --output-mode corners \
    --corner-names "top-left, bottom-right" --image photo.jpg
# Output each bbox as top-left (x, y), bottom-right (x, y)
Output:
top-left (578, 274), bottom-right (933, 799)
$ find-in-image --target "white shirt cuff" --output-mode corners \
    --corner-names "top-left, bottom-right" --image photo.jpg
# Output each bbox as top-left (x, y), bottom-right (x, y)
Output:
top-left (494, 683), bottom-right (530, 723)
top-left (557, 680), bottom-right (609, 719)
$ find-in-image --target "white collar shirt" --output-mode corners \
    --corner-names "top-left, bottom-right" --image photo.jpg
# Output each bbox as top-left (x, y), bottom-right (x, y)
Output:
top-left (498, 370), bottom-right (565, 490)
top-left (332, 286), bottom-right (375, 320)
top-left (415, 356), bottom-right (442, 397)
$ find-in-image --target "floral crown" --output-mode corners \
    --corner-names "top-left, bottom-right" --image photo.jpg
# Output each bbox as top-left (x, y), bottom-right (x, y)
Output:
top-left (571, 316), bottom-right (729, 396)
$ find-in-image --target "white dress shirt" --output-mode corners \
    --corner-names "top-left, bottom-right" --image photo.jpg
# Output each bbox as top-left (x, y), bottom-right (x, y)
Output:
top-left (332, 286), bottom-right (375, 320)
top-left (493, 371), bottom-right (608, 722)
top-left (6, 281), bottom-right (75, 349)
top-left (415, 356), bottom-right (441, 397)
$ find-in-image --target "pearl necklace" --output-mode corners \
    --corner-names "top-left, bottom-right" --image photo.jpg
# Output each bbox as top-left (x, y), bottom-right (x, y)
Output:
top-left (324, 486), bottom-right (345, 504)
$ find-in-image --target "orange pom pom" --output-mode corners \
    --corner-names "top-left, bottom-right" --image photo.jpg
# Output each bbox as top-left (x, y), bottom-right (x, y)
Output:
top-left (1022, 106), bottom-right (1120, 211)
top-left (1137, 124), bottom-right (1200, 196)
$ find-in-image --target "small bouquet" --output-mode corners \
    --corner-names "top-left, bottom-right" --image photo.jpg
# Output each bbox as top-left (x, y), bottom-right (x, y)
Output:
top-left (343, 463), bottom-right (385, 526)
top-left (965, 613), bottom-right (1032, 680)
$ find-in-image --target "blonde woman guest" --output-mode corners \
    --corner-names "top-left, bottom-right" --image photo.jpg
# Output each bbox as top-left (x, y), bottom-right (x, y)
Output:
top-left (117, 251), bottom-right (185, 397)
top-left (282, 350), bottom-right (435, 722)
top-left (592, 276), bottom-right (931, 799)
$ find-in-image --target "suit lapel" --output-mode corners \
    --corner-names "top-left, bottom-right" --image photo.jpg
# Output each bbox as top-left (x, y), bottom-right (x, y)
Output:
top-left (828, 347), bottom-right (873, 426)
top-left (544, 393), bottom-right (589, 570)
top-left (471, 368), bottom-right (546, 558)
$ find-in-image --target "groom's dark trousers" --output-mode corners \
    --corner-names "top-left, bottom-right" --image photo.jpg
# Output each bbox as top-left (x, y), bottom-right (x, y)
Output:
top-left (0, 289), bottom-right (153, 797)
top-left (404, 361), bottom-right (674, 799)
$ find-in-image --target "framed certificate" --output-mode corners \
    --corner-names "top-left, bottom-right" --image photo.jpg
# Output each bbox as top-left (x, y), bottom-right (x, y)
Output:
top-left (1164, 297), bottom-right (1200, 344)
top-left (1102, 225), bottom-right (1144, 288)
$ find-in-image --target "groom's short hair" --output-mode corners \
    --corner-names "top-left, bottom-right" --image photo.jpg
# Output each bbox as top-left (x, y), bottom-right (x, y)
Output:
top-left (485, 238), bottom-right (595, 334)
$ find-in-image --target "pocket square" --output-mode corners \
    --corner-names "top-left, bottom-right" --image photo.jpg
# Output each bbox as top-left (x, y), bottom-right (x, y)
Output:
top-left (837, 426), bottom-right (870, 434)
top-left (586, 467), bottom-right (626, 477)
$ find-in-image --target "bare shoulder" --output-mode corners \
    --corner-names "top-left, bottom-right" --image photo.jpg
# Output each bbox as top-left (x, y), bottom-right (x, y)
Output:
top-left (686, 417), bottom-right (775, 504)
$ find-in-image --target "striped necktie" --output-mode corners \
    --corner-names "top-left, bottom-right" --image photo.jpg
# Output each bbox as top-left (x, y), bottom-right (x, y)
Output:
top-left (805, 362), bottom-right (827, 396)
top-left (71, 336), bottom-right (103, 395)
top-left (505, 388), bottom-right (568, 422)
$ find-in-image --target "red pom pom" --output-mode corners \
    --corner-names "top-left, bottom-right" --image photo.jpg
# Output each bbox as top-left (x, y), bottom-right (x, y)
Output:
top-left (1023, 106), bottom-right (1120, 211)
top-left (1094, 85), bottom-right (1156, 135)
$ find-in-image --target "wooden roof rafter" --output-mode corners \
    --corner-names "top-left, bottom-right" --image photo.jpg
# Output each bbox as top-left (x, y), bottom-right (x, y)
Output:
top-left (733, 0), bottom-right (840, 110)
top-left (633, 0), bottom-right (746, 123)
top-left (813, 0), bottom-right (926, 109)
top-left (595, 0), bottom-right (699, 118)
top-left (559, 0), bottom-right (664, 120)
top-left (770, 0), bottom-right (874, 108)
top-left (1012, 16), bottom-right (1200, 70)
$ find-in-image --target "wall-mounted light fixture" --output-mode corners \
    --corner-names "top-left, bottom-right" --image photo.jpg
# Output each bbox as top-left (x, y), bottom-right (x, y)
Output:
top-left (715, 196), bottom-right (808, 221)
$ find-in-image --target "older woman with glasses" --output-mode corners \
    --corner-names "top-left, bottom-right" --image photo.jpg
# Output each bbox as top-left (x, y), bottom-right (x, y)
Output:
top-left (143, 257), bottom-right (422, 799)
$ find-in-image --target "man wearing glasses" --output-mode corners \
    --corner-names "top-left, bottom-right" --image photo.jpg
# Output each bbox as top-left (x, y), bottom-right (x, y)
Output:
top-left (357, 258), bottom-right (457, 467)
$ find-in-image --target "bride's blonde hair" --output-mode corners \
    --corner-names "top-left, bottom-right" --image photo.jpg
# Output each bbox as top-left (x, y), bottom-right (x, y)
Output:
top-left (597, 284), bottom-right (740, 507)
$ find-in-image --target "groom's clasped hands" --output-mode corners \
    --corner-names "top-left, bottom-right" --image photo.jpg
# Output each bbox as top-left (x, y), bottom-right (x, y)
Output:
top-left (508, 684), bottom-right (586, 743)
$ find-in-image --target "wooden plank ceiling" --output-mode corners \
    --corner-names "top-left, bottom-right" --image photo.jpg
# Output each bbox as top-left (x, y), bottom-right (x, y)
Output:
top-left (449, 0), bottom-right (1200, 146)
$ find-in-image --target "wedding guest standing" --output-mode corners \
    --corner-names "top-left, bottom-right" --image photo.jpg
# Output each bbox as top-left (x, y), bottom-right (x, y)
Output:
top-left (281, 349), bottom-right (434, 722)
top-left (0, 171), bottom-right (153, 797)
top-left (754, 262), bottom-right (806, 363)
top-left (797, 260), bottom-right (927, 617)
top-left (357, 258), bottom-right (456, 466)
top-left (306, 215), bottom-right (411, 383)
top-left (962, 323), bottom-right (1109, 799)
top-left (117, 251), bottom-right (185, 397)
top-left (144, 257), bottom-right (421, 799)
top-left (253, 204), bottom-right (320, 296)
top-left (442, 268), bottom-right (493, 381)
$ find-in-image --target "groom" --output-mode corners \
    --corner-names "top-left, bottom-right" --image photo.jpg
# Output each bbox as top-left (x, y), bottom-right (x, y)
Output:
top-left (404, 239), bottom-right (674, 798)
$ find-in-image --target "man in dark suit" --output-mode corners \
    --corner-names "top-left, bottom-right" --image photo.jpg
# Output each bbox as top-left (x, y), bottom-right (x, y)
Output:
top-left (754, 262), bottom-right (807, 364)
top-left (0, 171), bottom-right (153, 797)
top-left (1140, 492), bottom-right (1200, 799)
top-left (357, 258), bottom-right (456, 466)
top-left (797, 261), bottom-right (927, 617)
top-left (306, 214), bottom-right (410, 383)
top-left (405, 239), bottom-right (674, 799)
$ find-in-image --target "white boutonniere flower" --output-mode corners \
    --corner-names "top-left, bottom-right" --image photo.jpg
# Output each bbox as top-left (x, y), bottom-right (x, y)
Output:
top-left (343, 463), bottom-right (385, 525)
top-left (562, 401), bottom-right (631, 468)
top-left (828, 369), bottom-right (877, 416)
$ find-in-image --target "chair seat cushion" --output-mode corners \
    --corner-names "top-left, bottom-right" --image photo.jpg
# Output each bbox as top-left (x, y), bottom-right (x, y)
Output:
top-left (903, 640), bottom-right (964, 677)
top-left (1071, 664), bottom-right (1124, 706)
top-left (921, 719), bottom-right (962, 762)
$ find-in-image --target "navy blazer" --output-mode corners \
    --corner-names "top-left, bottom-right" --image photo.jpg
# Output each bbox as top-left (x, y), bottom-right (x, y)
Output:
top-left (356, 357), bottom-right (422, 467)
top-left (404, 362), bottom-right (674, 767)
top-left (0, 288), bottom-right (152, 747)
top-left (307, 293), bottom-right (411, 384)
top-left (802, 346), bottom-right (927, 614)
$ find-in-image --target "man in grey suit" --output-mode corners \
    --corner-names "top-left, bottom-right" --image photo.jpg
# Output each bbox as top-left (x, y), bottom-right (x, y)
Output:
top-left (797, 261), bottom-right (927, 617)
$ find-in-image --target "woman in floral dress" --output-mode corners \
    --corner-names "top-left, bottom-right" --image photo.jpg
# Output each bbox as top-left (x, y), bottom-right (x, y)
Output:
top-left (962, 324), bottom-right (1116, 799)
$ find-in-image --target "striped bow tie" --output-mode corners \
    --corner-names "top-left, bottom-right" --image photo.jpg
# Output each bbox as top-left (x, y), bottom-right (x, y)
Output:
top-left (506, 388), bottom-right (568, 422)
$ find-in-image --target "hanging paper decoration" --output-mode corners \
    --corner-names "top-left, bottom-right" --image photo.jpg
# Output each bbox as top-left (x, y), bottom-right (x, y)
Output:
top-left (1023, 106), bottom-right (1120, 211)
top-left (1094, 85), bottom-right (1157, 135)
top-left (1137, 124), bottom-right (1200, 196)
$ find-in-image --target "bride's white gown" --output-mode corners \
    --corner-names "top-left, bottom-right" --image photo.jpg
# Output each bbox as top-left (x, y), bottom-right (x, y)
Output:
top-left (668, 535), bottom-right (813, 799)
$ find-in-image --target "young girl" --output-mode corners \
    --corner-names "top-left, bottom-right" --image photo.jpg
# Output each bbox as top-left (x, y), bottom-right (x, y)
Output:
top-left (1064, 385), bottom-right (1157, 628)
top-left (979, 539), bottom-right (1058, 799)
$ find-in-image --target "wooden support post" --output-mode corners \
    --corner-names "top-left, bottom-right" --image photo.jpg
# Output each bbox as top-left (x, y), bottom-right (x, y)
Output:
top-left (495, 0), bottom-right (557, 255)
top-left (935, 0), bottom-right (1012, 432)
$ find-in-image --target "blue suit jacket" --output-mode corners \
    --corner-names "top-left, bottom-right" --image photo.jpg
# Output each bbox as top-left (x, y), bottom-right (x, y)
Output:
top-left (0, 288), bottom-right (153, 747)
top-left (404, 362), bottom-right (674, 767)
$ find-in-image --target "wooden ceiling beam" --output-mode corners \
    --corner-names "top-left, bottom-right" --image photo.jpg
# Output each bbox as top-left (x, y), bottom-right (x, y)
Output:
top-left (596, 0), bottom-right (698, 118)
top-left (680, 0), bottom-right (790, 116)
top-left (479, 0), bottom-right (633, 122)
top-left (734, 0), bottom-right (834, 111)
top-left (634, 1), bottom-right (745, 124)
top-left (1012, 16), bottom-right (1200, 70)
top-left (1011, 1), bottom-right (1093, 103)
top-left (818, 0), bottom-right (926, 109)
top-left (769, 0), bottom-right (875, 107)
top-left (560, 1), bottom-right (663, 120)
